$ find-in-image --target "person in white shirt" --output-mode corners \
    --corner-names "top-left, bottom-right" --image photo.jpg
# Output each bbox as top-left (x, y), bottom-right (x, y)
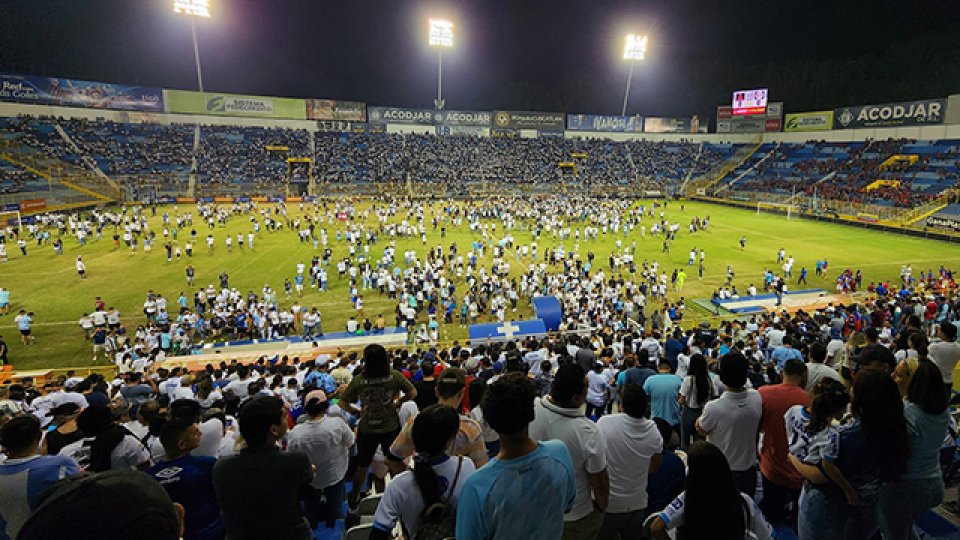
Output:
top-left (287, 390), bottom-right (355, 529)
top-left (804, 342), bottom-right (842, 392)
top-left (529, 364), bottom-right (609, 539)
top-left (370, 404), bottom-right (476, 540)
top-left (650, 441), bottom-right (774, 540)
top-left (59, 404), bottom-right (151, 472)
top-left (596, 384), bottom-right (662, 539)
top-left (929, 322), bottom-right (960, 393)
top-left (696, 352), bottom-right (762, 497)
top-left (224, 366), bottom-right (257, 399)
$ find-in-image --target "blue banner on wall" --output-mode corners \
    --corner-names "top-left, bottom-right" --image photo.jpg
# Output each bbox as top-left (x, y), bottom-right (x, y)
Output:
top-left (0, 74), bottom-right (164, 112)
top-left (566, 114), bottom-right (643, 133)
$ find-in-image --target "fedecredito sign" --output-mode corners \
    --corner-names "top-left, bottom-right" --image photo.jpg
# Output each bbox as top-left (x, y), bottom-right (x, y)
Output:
top-left (163, 90), bottom-right (306, 119)
top-left (784, 111), bottom-right (835, 132)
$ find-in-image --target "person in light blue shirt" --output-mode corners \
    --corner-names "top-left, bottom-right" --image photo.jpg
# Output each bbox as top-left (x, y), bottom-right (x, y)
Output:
top-left (0, 415), bottom-right (81, 540)
top-left (456, 373), bottom-right (576, 540)
top-left (771, 337), bottom-right (804, 373)
top-left (644, 361), bottom-right (683, 429)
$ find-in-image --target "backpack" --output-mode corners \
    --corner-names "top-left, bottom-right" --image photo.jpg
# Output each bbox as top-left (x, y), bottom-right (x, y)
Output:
top-left (416, 456), bottom-right (463, 540)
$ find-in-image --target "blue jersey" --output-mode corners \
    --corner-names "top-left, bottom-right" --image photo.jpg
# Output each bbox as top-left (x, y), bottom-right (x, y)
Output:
top-left (455, 440), bottom-right (575, 540)
top-left (0, 455), bottom-right (80, 539)
top-left (149, 455), bottom-right (223, 540)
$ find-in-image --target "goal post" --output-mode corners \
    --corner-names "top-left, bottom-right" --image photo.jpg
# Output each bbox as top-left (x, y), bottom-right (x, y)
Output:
top-left (0, 210), bottom-right (22, 231)
top-left (757, 201), bottom-right (796, 220)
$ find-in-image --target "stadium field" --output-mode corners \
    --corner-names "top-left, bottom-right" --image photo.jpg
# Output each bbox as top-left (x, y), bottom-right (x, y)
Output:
top-left (1, 199), bottom-right (958, 371)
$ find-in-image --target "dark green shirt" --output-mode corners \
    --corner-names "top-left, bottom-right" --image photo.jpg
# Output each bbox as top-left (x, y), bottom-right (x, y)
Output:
top-left (340, 370), bottom-right (415, 434)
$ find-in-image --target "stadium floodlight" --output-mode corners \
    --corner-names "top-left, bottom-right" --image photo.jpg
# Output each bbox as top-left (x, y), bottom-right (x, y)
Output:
top-left (428, 18), bottom-right (454, 48)
top-left (428, 18), bottom-right (454, 110)
top-left (621, 33), bottom-right (647, 116)
top-left (174, 0), bottom-right (210, 94)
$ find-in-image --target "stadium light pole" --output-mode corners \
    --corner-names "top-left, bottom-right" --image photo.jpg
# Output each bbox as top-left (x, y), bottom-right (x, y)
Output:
top-left (428, 18), bottom-right (454, 110)
top-left (173, 0), bottom-right (210, 93)
top-left (621, 34), bottom-right (647, 116)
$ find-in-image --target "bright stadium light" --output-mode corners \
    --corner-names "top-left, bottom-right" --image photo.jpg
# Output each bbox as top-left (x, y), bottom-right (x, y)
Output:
top-left (428, 18), bottom-right (454, 110)
top-left (173, 0), bottom-right (209, 94)
top-left (428, 18), bottom-right (454, 48)
top-left (173, 0), bottom-right (210, 18)
top-left (623, 33), bottom-right (647, 60)
top-left (621, 33), bottom-right (647, 116)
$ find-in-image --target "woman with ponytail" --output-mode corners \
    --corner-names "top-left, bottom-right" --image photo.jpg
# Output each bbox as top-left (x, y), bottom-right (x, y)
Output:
top-left (796, 369), bottom-right (910, 540)
top-left (370, 404), bottom-right (476, 540)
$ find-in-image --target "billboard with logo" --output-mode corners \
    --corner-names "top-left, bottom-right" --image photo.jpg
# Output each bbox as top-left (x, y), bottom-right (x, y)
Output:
top-left (306, 99), bottom-right (366, 122)
top-left (437, 110), bottom-right (492, 127)
top-left (0, 73), bottom-right (164, 112)
top-left (566, 114), bottom-right (643, 133)
top-left (784, 111), bottom-right (834, 132)
top-left (833, 99), bottom-right (945, 129)
top-left (644, 117), bottom-right (695, 133)
top-left (163, 90), bottom-right (306, 119)
top-left (492, 111), bottom-right (565, 130)
top-left (367, 106), bottom-right (438, 125)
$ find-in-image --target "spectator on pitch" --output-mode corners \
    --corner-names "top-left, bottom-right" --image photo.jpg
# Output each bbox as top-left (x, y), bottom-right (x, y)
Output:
top-left (696, 352), bottom-right (763, 497)
top-left (596, 384), bottom-right (663, 539)
top-left (148, 417), bottom-right (224, 540)
top-left (371, 404), bottom-right (476, 540)
top-left (530, 364), bottom-right (609, 540)
top-left (757, 359), bottom-right (809, 524)
top-left (213, 396), bottom-right (313, 540)
top-left (0, 415), bottom-right (81, 540)
top-left (286, 389), bottom-right (355, 529)
top-left (456, 373), bottom-right (576, 540)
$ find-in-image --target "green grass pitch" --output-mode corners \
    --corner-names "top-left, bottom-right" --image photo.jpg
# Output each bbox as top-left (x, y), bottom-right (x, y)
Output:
top-left (1, 199), bottom-right (958, 371)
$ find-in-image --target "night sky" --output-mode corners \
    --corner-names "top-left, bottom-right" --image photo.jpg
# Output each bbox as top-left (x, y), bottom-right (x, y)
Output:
top-left (1, 0), bottom-right (958, 120)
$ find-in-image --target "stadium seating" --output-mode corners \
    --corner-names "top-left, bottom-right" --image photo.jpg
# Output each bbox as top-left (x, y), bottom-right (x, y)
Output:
top-left (723, 138), bottom-right (960, 207)
top-left (0, 114), bottom-right (956, 206)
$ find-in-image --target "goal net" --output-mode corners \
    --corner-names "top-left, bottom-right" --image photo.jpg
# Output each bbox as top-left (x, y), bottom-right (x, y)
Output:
top-left (757, 201), bottom-right (797, 220)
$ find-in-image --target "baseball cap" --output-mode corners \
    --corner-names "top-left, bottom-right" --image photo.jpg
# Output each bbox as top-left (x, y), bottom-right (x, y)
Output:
top-left (46, 403), bottom-right (81, 417)
top-left (305, 389), bottom-right (328, 404)
top-left (436, 367), bottom-right (466, 389)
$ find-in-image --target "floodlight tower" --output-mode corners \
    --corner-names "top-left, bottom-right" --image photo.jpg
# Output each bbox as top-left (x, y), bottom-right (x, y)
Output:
top-left (621, 34), bottom-right (647, 116)
top-left (428, 18), bottom-right (454, 110)
top-left (173, 0), bottom-right (210, 93)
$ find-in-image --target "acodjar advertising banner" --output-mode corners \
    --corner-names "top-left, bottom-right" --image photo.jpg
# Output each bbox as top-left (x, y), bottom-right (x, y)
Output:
top-left (368, 106), bottom-right (438, 125)
top-left (833, 99), bottom-right (945, 129)
top-left (437, 110), bottom-right (491, 127)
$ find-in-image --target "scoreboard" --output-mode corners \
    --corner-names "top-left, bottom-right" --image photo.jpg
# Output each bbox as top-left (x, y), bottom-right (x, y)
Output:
top-left (732, 88), bottom-right (768, 116)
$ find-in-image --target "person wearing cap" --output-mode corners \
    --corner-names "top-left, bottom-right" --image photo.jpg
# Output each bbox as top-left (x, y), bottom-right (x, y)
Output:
top-left (287, 389), bottom-right (355, 529)
top-left (148, 416), bottom-right (224, 540)
top-left (17, 469), bottom-right (185, 540)
top-left (929, 322), bottom-right (960, 394)
top-left (391, 367), bottom-right (488, 469)
top-left (0, 415), bottom-right (81, 540)
top-left (40, 402), bottom-right (84, 455)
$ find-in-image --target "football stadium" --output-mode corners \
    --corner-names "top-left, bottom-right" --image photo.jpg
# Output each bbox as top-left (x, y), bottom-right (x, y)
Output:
top-left (1, 1), bottom-right (960, 539)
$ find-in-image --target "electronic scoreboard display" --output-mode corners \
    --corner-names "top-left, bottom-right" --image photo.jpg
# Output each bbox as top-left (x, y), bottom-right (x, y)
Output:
top-left (732, 88), bottom-right (768, 116)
